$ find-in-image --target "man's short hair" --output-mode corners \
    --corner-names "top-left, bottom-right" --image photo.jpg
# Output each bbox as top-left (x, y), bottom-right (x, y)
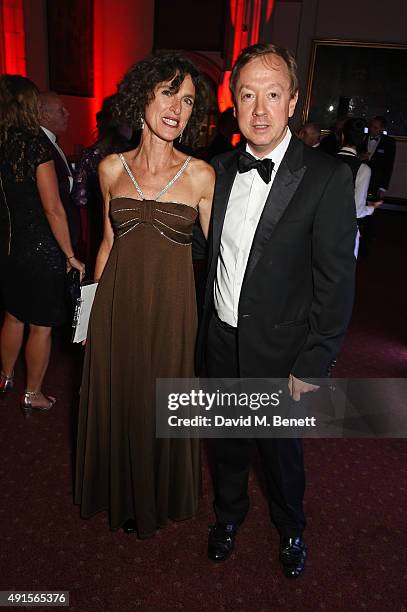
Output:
top-left (39, 91), bottom-right (59, 112)
top-left (303, 121), bottom-right (321, 135)
top-left (230, 43), bottom-right (298, 104)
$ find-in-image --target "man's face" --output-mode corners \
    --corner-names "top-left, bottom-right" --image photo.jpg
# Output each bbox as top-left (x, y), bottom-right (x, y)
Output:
top-left (41, 95), bottom-right (69, 135)
top-left (234, 55), bottom-right (298, 157)
top-left (368, 119), bottom-right (383, 139)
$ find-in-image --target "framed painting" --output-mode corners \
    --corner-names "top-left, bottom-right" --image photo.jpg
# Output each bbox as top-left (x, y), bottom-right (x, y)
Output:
top-left (302, 39), bottom-right (407, 139)
top-left (47, 0), bottom-right (94, 97)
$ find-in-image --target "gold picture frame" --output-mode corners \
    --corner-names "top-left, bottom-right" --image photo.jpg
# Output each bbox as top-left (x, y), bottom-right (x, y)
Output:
top-left (302, 39), bottom-right (407, 140)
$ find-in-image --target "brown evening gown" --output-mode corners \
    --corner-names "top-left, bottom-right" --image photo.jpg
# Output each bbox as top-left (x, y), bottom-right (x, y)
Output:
top-left (75, 155), bottom-right (200, 537)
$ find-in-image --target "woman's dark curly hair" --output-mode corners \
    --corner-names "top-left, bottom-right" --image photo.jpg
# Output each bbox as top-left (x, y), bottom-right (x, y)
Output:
top-left (94, 94), bottom-right (123, 152)
top-left (0, 75), bottom-right (40, 144)
top-left (115, 52), bottom-right (208, 146)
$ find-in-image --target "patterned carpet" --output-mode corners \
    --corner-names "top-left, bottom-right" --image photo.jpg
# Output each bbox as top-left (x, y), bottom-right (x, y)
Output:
top-left (0, 210), bottom-right (406, 611)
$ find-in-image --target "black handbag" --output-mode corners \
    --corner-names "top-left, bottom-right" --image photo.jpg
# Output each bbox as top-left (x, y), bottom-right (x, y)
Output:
top-left (66, 268), bottom-right (81, 302)
top-left (66, 268), bottom-right (82, 341)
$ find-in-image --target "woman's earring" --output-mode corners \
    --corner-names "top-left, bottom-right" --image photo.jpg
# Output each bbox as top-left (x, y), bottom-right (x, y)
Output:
top-left (178, 129), bottom-right (183, 143)
top-left (140, 116), bottom-right (144, 130)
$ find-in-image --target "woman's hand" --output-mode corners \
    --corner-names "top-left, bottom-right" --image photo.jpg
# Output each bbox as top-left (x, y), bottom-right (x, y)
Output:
top-left (66, 256), bottom-right (86, 281)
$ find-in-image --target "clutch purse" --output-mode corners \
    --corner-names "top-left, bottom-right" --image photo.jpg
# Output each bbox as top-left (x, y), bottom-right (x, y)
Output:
top-left (71, 281), bottom-right (98, 343)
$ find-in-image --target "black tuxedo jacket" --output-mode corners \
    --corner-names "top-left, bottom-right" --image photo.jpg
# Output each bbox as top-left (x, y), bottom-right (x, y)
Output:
top-left (43, 134), bottom-right (80, 246)
top-left (196, 136), bottom-right (357, 378)
top-left (364, 134), bottom-right (396, 194)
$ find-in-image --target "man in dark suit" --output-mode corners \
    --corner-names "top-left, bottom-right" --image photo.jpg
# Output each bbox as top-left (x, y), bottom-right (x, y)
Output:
top-left (206, 107), bottom-right (238, 161)
top-left (39, 92), bottom-right (80, 247)
top-left (318, 117), bottom-right (346, 155)
top-left (362, 115), bottom-right (396, 200)
top-left (196, 44), bottom-right (356, 578)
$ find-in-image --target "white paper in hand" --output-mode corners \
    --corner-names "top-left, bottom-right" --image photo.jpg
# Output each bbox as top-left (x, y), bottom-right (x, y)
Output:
top-left (72, 282), bottom-right (98, 343)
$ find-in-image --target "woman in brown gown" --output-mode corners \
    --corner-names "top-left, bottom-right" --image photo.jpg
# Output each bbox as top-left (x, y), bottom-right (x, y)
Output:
top-left (75, 53), bottom-right (214, 537)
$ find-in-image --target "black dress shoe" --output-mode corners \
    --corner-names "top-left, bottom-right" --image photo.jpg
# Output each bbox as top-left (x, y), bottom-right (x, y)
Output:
top-left (122, 518), bottom-right (137, 534)
top-left (208, 523), bottom-right (237, 562)
top-left (279, 536), bottom-right (307, 578)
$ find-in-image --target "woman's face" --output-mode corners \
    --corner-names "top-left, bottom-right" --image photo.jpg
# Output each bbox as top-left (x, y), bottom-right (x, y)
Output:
top-left (144, 74), bottom-right (195, 142)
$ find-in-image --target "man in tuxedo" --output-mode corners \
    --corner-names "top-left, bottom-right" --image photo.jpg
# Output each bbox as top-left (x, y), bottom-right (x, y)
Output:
top-left (196, 44), bottom-right (356, 578)
top-left (39, 92), bottom-right (80, 247)
top-left (362, 115), bottom-right (396, 200)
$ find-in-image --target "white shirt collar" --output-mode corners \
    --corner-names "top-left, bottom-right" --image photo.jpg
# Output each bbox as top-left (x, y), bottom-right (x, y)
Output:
top-left (246, 127), bottom-right (292, 168)
top-left (41, 126), bottom-right (57, 143)
top-left (40, 126), bottom-right (73, 182)
top-left (339, 146), bottom-right (357, 155)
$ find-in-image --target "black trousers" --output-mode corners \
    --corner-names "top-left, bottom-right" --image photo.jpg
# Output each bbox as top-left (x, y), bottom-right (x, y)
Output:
top-left (206, 311), bottom-right (306, 538)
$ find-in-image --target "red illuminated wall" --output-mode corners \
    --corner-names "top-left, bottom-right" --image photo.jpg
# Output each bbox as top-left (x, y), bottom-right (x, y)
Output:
top-left (92, 0), bottom-right (155, 127)
top-left (23, 0), bottom-right (154, 155)
top-left (1, 0), bottom-right (26, 74)
top-left (218, 0), bottom-right (275, 111)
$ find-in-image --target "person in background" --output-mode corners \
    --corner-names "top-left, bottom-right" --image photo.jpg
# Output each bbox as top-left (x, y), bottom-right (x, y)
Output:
top-left (72, 94), bottom-right (136, 276)
top-left (361, 115), bottom-right (396, 202)
top-left (193, 107), bottom-right (239, 268)
top-left (39, 92), bottom-right (81, 249)
top-left (297, 121), bottom-right (321, 148)
top-left (206, 107), bottom-right (239, 160)
top-left (336, 118), bottom-right (382, 257)
top-left (75, 53), bottom-right (214, 538)
top-left (0, 75), bottom-right (84, 412)
top-left (319, 117), bottom-right (346, 155)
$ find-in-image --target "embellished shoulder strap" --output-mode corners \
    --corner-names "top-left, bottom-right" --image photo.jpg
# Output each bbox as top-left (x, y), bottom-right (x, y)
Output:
top-left (155, 156), bottom-right (192, 201)
top-left (118, 153), bottom-right (145, 199)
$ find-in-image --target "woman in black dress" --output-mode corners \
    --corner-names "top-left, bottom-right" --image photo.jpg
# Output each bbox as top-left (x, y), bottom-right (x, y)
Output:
top-left (0, 75), bottom-right (85, 413)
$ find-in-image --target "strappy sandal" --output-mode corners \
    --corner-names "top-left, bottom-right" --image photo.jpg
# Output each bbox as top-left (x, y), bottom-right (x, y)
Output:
top-left (21, 390), bottom-right (56, 415)
top-left (0, 371), bottom-right (14, 394)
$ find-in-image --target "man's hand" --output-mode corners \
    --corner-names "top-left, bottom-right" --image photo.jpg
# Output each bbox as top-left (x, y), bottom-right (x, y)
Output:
top-left (288, 374), bottom-right (319, 402)
top-left (369, 199), bottom-right (383, 209)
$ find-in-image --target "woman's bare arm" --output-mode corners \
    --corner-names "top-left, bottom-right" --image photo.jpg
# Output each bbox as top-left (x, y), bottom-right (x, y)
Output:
top-left (36, 160), bottom-right (85, 276)
top-left (93, 157), bottom-right (116, 281)
top-left (196, 163), bottom-right (215, 239)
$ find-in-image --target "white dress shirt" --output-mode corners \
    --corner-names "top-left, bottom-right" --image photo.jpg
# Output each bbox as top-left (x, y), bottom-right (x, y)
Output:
top-left (214, 128), bottom-right (292, 327)
top-left (337, 148), bottom-right (373, 219)
top-left (41, 126), bottom-right (73, 192)
top-left (337, 147), bottom-right (374, 258)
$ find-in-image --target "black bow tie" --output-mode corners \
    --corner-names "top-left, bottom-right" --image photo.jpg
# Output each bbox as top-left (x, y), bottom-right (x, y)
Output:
top-left (369, 136), bottom-right (379, 141)
top-left (237, 151), bottom-right (274, 184)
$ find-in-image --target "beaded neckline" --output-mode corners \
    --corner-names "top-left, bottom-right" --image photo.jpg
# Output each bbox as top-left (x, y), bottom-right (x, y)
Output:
top-left (118, 153), bottom-right (192, 202)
